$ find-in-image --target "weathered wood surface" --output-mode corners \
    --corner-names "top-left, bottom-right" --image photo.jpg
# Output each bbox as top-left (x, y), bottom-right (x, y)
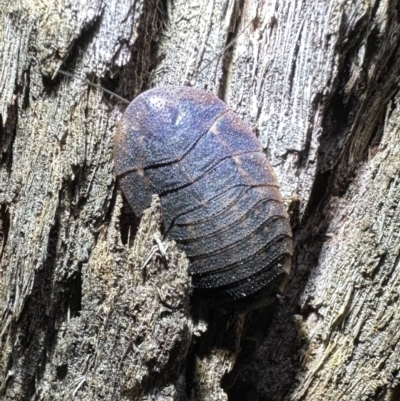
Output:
top-left (0, 0), bottom-right (400, 400)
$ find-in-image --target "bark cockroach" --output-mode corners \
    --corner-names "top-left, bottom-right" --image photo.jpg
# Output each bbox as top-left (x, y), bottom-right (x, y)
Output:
top-left (114, 86), bottom-right (292, 310)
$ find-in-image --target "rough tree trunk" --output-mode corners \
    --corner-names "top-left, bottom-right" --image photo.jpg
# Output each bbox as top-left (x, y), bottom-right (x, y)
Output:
top-left (0, 0), bottom-right (400, 400)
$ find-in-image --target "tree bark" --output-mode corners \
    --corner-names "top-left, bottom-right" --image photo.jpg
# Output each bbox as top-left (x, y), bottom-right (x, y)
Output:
top-left (1, 0), bottom-right (400, 400)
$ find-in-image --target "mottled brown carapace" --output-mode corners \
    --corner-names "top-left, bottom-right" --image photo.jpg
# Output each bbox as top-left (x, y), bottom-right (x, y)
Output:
top-left (114, 86), bottom-right (292, 310)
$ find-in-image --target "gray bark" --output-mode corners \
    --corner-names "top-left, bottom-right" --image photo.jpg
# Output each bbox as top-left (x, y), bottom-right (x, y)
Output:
top-left (0, 0), bottom-right (400, 400)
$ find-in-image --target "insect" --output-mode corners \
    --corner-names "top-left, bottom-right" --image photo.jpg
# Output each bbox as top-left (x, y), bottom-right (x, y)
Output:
top-left (113, 86), bottom-right (292, 310)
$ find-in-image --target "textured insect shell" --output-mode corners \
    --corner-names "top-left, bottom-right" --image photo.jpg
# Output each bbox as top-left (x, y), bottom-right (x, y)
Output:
top-left (114, 86), bottom-right (293, 310)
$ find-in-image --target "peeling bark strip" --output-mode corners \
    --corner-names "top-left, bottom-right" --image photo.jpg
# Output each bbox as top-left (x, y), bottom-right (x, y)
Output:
top-left (0, 0), bottom-right (400, 400)
top-left (39, 195), bottom-right (192, 400)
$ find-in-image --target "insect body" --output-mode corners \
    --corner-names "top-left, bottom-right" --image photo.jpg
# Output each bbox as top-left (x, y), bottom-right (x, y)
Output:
top-left (114, 86), bottom-right (292, 310)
